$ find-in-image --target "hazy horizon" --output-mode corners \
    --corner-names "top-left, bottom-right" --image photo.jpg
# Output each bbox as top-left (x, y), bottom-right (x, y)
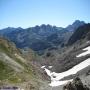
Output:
top-left (0, 0), bottom-right (90, 29)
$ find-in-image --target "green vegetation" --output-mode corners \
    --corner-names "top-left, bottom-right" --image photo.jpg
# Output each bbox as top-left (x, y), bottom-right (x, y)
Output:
top-left (0, 43), bottom-right (9, 53)
top-left (0, 39), bottom-right (41, 87)
top-left (0, 60), bottom-right (13, 80)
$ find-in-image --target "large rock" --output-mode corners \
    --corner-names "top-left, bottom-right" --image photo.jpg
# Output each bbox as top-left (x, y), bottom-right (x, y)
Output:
top-left (63, 77), bottom-right (90, 90)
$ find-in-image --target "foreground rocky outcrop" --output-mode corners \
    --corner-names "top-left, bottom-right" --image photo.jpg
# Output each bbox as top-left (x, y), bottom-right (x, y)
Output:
top-left (63, 77), bottom-right (90, 90)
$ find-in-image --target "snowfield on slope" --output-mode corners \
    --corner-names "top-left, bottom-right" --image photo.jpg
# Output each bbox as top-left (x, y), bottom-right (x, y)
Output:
top-left (41, 45), bottom-right (90, 87)
top-left (76, 46), bottom-right (90, 57)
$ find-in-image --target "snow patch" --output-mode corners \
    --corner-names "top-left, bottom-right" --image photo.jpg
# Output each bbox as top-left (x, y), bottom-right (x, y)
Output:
top-left (48, 66), bottom-right (52, 69)
top-left (41, 58), bottom-right (90, 87)
top-left (41, 46), bottom-right (90, 87)
top-left (76, 46), bottom-right (90, 57)
top-left (41, 66), bottom-right (45, 69)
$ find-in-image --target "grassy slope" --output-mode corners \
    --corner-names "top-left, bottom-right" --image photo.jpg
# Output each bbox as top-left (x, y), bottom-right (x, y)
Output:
top-left (0, 37), bottom-right (44, 90)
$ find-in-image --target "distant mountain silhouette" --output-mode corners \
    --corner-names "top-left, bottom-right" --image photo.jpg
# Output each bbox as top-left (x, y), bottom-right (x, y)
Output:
top-left (66, 20), bottom-right (85, 31)
top-left (68, 23), bottom-right (90, 45)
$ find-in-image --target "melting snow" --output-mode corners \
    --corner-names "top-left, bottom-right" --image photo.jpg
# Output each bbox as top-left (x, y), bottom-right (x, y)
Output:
top-left (41, 45), bottom-right (90, 87)
top-left (48, 66), bottom-right (53, 69)
top-left (42, 58), bottom-right (90, 86)
top-left (41, 66), bottom-right (45, 69)
top-left (76, 46), bottom-right (90, 57)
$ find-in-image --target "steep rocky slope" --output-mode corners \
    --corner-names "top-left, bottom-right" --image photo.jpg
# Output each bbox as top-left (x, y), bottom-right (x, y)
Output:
top-left (66, 20), bottom-right (85, 31)
top-left (68, 23), bottom-right (90, 45)
top-left (0, 37), bottom-right (47, 90)
top-left (41, 24), bottom-right (90, 72)
top-left (39, 24), bottom-right (90, 90)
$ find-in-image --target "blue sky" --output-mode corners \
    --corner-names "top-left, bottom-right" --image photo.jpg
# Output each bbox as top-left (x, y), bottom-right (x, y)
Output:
top-left (0, 0), bottom-right (90, 29)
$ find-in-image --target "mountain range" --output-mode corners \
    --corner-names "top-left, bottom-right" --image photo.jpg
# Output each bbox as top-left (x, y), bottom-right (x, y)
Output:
top-left (0, 20), bottom-right (85, 55)
top-left (0, 20), bottom-right (90, 90)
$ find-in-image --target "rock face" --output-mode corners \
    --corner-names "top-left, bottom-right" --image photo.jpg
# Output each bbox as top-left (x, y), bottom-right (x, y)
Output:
top-left (63, 77), bottom-right (90, 90)
top-left (68, 23), bottom-right (90, 45)
top-left (66, 20), bottom-right (85, 31)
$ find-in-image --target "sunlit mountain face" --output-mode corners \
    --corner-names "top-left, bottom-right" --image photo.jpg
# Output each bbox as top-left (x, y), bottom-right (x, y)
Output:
top-left (0, 20), bottom-right (85, 55)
